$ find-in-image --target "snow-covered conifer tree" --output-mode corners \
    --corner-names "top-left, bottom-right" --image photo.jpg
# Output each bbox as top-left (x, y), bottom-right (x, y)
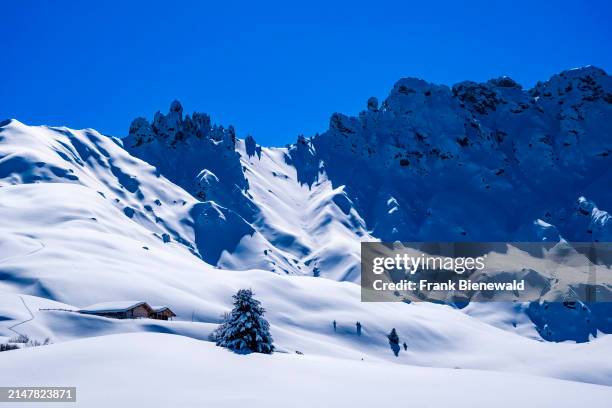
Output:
top-left (388, 328), bottom-right (399, 345)
top-left (213, 289), bottom-right (274, 354)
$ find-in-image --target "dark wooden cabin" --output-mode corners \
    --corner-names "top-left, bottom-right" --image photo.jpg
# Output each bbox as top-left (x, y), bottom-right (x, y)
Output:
top-left (79, 301), bottom-right (175, 320)
top-left (150, 306), bottom-right (177, 321)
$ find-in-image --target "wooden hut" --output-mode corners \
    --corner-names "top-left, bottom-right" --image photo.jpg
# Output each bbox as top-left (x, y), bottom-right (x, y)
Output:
top-left (79, 301), bottom-right (154, 319)
top-left (150, 306), bottom-right (177, 321)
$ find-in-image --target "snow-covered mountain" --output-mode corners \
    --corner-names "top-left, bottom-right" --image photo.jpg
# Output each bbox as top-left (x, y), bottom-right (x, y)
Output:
top-left (122, 66), bottom-right (612, 276)
top-left (308, 66), bottom-right (612, 243)
top-left (124, 103), bottom-right (369, 281)
top-left (121, 66), bottom-right (612, 341)
top-left (1, 67), bottom-right (612, 406)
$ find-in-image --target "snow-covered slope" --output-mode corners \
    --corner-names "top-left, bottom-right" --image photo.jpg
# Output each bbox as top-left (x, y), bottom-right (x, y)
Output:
top-left (0, 119), bottom-right (201, 257)
top-left (235, 141), bottom-right (369, 281)
top-left (122, 102), bottom-right (371, 280)
top-left (2, 332), bottom-right (612, 408)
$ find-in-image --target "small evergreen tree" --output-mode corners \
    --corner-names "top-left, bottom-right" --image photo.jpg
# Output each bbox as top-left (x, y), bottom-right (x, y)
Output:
top-left (388, 328), bottom-right (400, 356)
top-left (388, 328), bottom-right (399, 345)
top-left (213, 289), bottom-right (274, 354)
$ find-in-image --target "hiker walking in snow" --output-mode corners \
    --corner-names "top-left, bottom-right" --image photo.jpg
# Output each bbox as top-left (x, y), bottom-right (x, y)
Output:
top-left (333, 320), bottom-right (337, 332)
top-left (403, 342), bottom-right (407, 351)
top-left (356, 321), bottom-right (362, 336)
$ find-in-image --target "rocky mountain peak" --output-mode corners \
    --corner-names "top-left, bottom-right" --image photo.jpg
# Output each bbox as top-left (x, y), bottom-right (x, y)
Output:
top-left (128, 101), bottom-right (235, 149)
top-left (304, 67), bottom-right (612, 242)
top-left (124, 102), bottom-right (252, 220)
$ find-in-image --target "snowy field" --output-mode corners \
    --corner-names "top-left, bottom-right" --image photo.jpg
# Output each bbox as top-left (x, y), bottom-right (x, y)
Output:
top-left (2, 333), bottom-right (612, 408)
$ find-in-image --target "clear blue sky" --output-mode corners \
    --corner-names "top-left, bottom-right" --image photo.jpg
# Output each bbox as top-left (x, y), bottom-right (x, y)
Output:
top-left (2, 0), bottom-right (610, 146)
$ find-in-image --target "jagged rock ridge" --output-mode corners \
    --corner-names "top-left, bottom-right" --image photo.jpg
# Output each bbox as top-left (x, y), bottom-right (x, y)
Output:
top-left (297, 66), bottom-right (612, 243)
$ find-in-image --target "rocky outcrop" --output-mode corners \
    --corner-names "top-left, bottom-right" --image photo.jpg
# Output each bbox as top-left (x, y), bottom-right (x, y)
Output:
top-left (302, 66), bottom-right (612, 243)
top-left (124, 101), bottom-right (256, 221)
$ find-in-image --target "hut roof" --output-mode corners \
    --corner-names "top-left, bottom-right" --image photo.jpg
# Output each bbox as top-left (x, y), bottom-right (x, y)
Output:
top-left (80, 301), bottom-right (151, 314)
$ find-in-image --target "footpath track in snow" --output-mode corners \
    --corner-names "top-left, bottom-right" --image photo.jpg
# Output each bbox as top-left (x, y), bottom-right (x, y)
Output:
top-left (7, 296), bottom-right (35, 339)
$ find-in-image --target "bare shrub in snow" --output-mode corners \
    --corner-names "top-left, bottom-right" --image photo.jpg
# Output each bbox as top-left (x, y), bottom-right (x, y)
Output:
top-left (0, 343), bottom-right (19, 352)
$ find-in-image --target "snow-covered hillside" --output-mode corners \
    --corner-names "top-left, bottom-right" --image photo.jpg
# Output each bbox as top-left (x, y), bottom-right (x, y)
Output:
top-left (2, 333), bottom-right (612, 408)
top-left (0, 119), bottom-right (200, 257)
top-left (123, 103), bottom-right (370, 280)
top-left (1, 68), bottom-right (612, 407)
